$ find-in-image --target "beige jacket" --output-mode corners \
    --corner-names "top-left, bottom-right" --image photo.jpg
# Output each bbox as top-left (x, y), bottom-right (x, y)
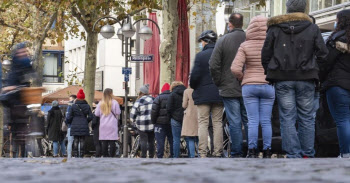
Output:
top-left (181, 89), bottom-right (198, 137)
top-left (231, 15), bottom-right (269, 86)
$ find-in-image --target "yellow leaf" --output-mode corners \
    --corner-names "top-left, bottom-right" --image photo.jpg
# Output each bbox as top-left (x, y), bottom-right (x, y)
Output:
top-left (189, 25), bottom-right (195, 30)
top-left (192, 12), bottom-right (197, 16)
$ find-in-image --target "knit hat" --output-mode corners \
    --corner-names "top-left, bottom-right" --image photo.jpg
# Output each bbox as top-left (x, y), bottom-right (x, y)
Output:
top-left (286, 0), bottom-right (306, 13)
top-left (140, 84), bottom-right (150, 95)
top-left (52, 100), bottom-right (59, 107)
top-left (161, 83), bottom-right (170, 93)
top-left (77, 89), bottom-right (85, 100)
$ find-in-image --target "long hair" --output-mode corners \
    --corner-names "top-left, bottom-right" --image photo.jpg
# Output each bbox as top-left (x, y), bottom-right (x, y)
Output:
top-left (100, 88), bottom-right (114, 116)
top-left (330, 12), bottom-right (350, 46)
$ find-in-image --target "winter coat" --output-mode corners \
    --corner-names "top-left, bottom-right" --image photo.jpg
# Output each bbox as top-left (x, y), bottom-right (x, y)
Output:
top-left (167, 85), bottom-right (186, 122)
top-left (65, 101), bottom-right (74, 128)
top-left (151, 90), bottom-right (171, 125)
top-left (130, 95), bottom-right (154, 132)
top-left (181, 89), bottom-right (198, 137)
top-left (209, 28), bottom-right (246, 98)
top-left (66, 99), bottom-right (93, 136)
top-left (231, 16), bottom-right (269, 86)
top-left (190, 43), bottom-right (222, 105)
top-left (261, 13), bottom-right (328, 82)
top-left (320, 31), bottom-right (350, 92)
top-left (95, 100), bottom-right (121, 140)
top-left (47, 106), bottom-right (64, 141)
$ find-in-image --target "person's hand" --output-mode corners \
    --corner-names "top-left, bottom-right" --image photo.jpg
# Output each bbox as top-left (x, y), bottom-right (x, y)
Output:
top-left (2, 86), bottom-right (17, 92)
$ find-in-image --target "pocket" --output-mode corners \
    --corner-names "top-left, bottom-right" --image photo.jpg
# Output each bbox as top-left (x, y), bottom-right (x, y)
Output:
top-left (267, 57), bottom-right (280, 70)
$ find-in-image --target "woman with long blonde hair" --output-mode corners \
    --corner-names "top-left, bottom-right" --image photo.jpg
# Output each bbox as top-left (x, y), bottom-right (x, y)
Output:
top-left (95, 88), bottom-right (121, 157)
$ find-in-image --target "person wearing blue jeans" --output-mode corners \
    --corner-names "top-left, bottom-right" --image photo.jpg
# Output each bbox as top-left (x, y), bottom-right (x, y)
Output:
top-left (66, 127), bottom-right (74, 158)
top-left (185, 137), bottom-right (198, 158)
top-left (171, 119), bottom-right (182, 158)
top-left (242, 84), bottom-right (275, 158)
top-left (154, 124), bottom-right (173, 158)
top-left (53, 140), bottom-right (66, 156)
top-left (275, 81), bottom-right (316, 158)
top-left (222, 98), bottom-right (248, 157)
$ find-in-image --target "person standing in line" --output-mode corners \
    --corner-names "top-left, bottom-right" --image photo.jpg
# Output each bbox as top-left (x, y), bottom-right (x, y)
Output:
top-left (167, 81), bottom-right (186, 158)
top-left (209, 13), bottom-right (248, 158)
top-left (92, 101), bottom-right (102, 157)
top-left (130, 84), bottom-right (155, 158)
top-left (232, 16), bottom-right (275, 158)
top-left (65, 95), bottom-right (76, 158)
top-left (66, 89), bottom-right (93, 158)
top-left (47, 100), bottom-right (66, 157)
top-left (182, 80), bottom-right (198, 158)
top-left (151, 83), bottom-right (174, 158)
top-left (190, 30), bottom-right (223, 158)
top-left (261, 0), bottom-right (328, 158)
top-left (95, 88), bottom-right (121, 157)
top-left (319, 10), bottom-right (350, 158)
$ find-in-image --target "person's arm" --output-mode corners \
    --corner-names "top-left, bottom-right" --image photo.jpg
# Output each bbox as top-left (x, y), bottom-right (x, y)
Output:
top-left (182, 90), bottom-right (189, 109)
top-left (151, 96), bottom-right (160, 124)
top-left (231, 46), bottom-right (246, 81)
top-left (113, 100), bottom-right (121, 116)
top-left (314, 27), bottom-right (329, 62)
top-left (46, 111), bottom-right (51, 130)
top-left (166, 94), bottom-right (174, 118)
top-left (94, 103), bottom-right (101, 117)
top-left (209, 40), bottom-right (223, 86)
top-left (87, 106), bottom-right (93, 122)
top-left (130, 100), bottom-right (139, 123)
top-left (189, 55), bottom-right (201, 90)
top-left (66, 105), bottom-right (73, 124)
top-left (261, 28), bottom-right (275, 74)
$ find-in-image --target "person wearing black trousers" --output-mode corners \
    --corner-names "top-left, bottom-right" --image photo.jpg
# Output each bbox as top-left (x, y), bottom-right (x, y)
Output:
top-left (92, 101), bottom-right (102, 157)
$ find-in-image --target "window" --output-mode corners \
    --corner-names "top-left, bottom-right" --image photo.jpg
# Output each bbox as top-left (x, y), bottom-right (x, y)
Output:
top-left (310, 0), bottom-right (349, 12)
top-left (43, 51), bottom-right (64, 83)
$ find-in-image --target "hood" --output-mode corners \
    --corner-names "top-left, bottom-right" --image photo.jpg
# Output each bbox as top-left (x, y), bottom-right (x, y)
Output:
top-left (246, 16), bottom-right (268, 40)
top-left (172, 85), bottom-right (186, 96)
top-left (75, 99), bottom-right (88, 105)
top-left (202, 43), bottom-right (215, 51)
top-left (267, 13), bottom-right (312, 34)
top-left (161, 90), bottom-right (171, 95)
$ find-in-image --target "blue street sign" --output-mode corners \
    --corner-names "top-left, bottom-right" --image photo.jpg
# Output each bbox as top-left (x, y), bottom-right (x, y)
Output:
top-left (124, 75), bottom-right (129, 82)
top-left (122, 67), bottom-right (132, 75)
top-left (130, 54), bottom-right (154, 62)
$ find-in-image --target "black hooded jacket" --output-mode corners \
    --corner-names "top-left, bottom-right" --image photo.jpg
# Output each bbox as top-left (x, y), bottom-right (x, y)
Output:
top-left (261, 13), bottom-right (328, 82)
top-left (167, 85), bottom-right (186, 122)
top-left (66, 100), bottom-right (93, 136)
top-left (320, 31), bottom-right (350, 92)
top-left (47, 106), bottom-right (64, 141)
top-left (151, 90), bottom-right (171, 125)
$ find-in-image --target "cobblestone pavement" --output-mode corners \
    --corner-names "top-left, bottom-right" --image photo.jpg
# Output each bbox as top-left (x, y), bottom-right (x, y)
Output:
top-left (0, 158), bottom-right (350, 183)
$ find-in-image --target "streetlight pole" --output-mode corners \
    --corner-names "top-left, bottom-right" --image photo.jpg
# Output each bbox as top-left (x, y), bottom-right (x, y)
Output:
top-left (123, 36), bottom-right (129, 158)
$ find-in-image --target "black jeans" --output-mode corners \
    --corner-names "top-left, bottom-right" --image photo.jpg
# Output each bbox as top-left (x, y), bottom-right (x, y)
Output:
top-left (154, 124), bottom-right (173, 158)
top-left (93, 132), bottom-right (102, 157)
top-left (101, 140), bottom-right (116, 157)
top-left (73, 136), bottom-right (85, 158)
top-left (138, 130), bottom-right (155, 158)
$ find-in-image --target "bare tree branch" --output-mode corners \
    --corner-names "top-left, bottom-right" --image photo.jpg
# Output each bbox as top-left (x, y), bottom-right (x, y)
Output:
top-left (71, 6), bottom-right (89, 32)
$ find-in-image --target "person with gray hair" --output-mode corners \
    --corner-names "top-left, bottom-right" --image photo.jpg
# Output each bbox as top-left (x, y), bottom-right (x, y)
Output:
top-left (261, 0), bottom-right (328, 158)
top-left (47, 100), bottom-right (66, 157)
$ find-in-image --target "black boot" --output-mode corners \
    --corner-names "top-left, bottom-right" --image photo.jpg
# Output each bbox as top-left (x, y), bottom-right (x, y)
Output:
top-left (263, 149), bottom-right (272, 158)
top-left (246, 149), bottom-right (258, 158)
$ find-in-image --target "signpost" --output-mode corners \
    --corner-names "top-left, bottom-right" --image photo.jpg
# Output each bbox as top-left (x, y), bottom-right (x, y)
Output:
top-left (130, 54), bottom-right (154, 62)
top-left (122, 67), bottom-right (132, 82)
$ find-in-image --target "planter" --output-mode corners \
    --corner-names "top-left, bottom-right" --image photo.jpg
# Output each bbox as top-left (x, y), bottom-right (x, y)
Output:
top-left (20, 87), bottom-right (45, 105)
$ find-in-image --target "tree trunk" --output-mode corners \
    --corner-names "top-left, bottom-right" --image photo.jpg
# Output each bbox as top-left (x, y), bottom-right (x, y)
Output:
top-left (0, 105), bottom-right (3, 157)
top-left (83, 31), bottom-right (98, 106)
top-left (32, 40), bottom-right (44, 87)
top-left (160, 0), bottom-right (179, 87)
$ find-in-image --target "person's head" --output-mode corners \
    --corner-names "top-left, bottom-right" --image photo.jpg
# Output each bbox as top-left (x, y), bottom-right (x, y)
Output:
top-left (198, 30), bottom-right (217, 49)
top-left (11, 42), bottom-right (32, 68)
top-left (76, 89), bottom-right (85, 100)
top-left (69, 95), bottom-right (77, 102)
top-left (286, 0), bottom-right (306, 13)
top-left (228, 13), bottom-right (243, 30)
top-left (100, 88), bottom-right (113, 115)
top-left (170, 81), bottom-right (184, 92)
top-left (52, 100), bottom-right (59, 107)
top-left (161, 83), bottom-right (170, 93)
top-left (334, 9), bottom-right (350, 46)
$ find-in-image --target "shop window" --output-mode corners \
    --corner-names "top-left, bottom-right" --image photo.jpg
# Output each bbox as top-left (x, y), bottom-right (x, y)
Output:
top-left (43, 51), bottom-right (64, 83)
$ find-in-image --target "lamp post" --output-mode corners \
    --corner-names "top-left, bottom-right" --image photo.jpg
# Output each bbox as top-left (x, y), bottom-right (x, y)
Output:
top-left (93, 15), bottom-right (161, 158)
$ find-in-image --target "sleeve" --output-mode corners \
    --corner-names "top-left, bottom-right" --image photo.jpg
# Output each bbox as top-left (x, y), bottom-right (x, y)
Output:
top-left (209, 40), bottom-right (223, 86)
top-left (87, 106), bottom-right (93, 122)
top-left (166, 94), bottom-right (174, 118)
top-left (94, 103), bottom-right (101, 117)
top-left (231, 46), bottom-right (246, 81)
top-left (47, 111), bottom-right (52, 129)
top-left (130, 101), bottom-right (139, 123)
top-left (261, 28), bottom-right (275, 74)
top-left (66, 105), bottom-right (73, 124)
top-left (319, 43), bottom-right (340, 82)
top-left (151, 96), bottom-right (160, 124)
top-left (113, 100), bottom-right (121, 116)
top-left (314, 27), bottom-right (329, 62)
top-left (182, 90), bottom-right (189, 109)
top-left (189, 55), bottom-right (201, 90)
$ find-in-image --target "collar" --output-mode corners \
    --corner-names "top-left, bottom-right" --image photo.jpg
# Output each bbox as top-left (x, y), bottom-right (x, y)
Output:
top-left (267, 13), bottom-right (312, 27)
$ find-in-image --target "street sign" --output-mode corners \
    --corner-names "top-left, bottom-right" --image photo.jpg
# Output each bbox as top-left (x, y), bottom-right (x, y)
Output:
top-left (122, 67), bottom-right (132, 75)
top-left (130, 54), bottom-right (154, 62)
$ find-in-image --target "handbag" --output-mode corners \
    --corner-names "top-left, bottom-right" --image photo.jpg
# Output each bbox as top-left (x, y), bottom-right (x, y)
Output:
top-left (61, 121), bottom-right (68, 132)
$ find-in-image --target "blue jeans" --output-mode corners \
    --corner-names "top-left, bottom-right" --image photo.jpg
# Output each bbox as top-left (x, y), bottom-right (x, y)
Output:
top-left (154, 124), bottom-right (173, 158)
top-left (222, 97), bottom-right (248, 156)
top-left (171, 119), bottom-right (182, 158)
top-left (275, 81), bottom-right (315, 158)
top-left (67, 128), bottom-right (74, 158)
top-left (53, 140), bottom-right (66, 156)
top-left (242, 84), bottom-right (275, 150)
top-left (326, 87), bottom-right (350, 155)
top-left (185, 137), bottom-right (198, 158)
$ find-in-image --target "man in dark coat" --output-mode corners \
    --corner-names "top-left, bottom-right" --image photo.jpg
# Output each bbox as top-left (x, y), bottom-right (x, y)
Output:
top-left (151, 83), bottom-right (173, 158)
top-left (47, 100), bottom-right (66, 157)
top-left (261, 0), bottom-right (328, 158)
top-left (190, 30), bottom-right (223, 158)
top-left (209, 13), bottom-right (248, 157)
top-left (66, 89), bottom-right (93, 158)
